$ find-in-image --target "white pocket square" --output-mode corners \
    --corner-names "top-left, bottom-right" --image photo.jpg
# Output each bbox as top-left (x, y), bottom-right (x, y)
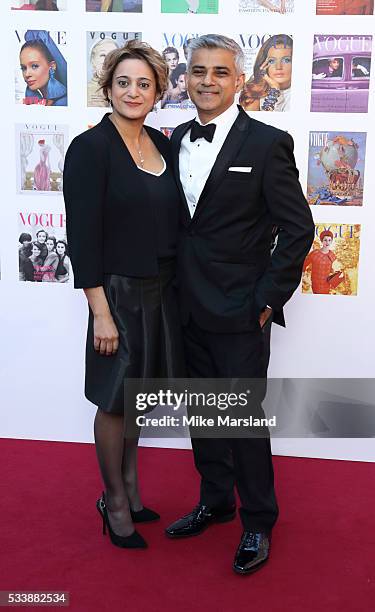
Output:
top-left (228, 166), bottom-right (252, 173)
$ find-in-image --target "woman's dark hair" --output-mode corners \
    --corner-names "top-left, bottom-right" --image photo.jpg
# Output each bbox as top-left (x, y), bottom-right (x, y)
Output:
top-left (31, 241), bottom-right (42, 254)
top-left (35, 0), bottom-right (59, 9)
top-left (170, 63), bottom-right (187, 88)
top-left (56, 239), bottom-right (68, 257)
top-left (20, 39), bottom-right (55, 64)
top-left (239, 34), bottom-right (293, 106)
top-left (19, 232), bottom-right (32, 244)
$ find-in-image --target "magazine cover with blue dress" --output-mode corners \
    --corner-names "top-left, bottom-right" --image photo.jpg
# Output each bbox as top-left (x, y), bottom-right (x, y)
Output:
top-left (15, 30), bottom-right (68, 106)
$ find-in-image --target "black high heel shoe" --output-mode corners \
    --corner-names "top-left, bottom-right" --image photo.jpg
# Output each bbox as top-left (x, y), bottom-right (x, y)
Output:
top-left (96, 493), bottom-right (147, 549)
top-left (130, 507), bottom-right (160, 523)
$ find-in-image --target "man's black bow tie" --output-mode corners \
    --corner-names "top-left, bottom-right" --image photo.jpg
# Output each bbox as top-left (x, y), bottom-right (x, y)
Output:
top-left (190, 121), bottom-right (216, 143)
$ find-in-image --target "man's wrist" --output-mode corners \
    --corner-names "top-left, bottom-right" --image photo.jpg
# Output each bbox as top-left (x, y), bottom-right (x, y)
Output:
top-left (261, 304), bottom-right (273, 312)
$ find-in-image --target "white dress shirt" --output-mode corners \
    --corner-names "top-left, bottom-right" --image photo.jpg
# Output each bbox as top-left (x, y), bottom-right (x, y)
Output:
top-left (179, 102), bottom-right (240, 218)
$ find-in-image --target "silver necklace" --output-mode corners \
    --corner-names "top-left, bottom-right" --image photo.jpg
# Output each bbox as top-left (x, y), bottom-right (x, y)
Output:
top-left (112, 116), bottom-right (145, 168)
top-left (137, 130), bottom-right (145, 168)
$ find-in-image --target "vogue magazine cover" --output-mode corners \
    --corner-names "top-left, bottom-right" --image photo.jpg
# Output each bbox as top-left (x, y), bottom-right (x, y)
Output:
top-left (239, 33), bottom-right (293, 112)
top-left (87, 31), bottom-right (142, 107)
top-left (316, 0), bottom-right (374, 14)
top-left (302, 223), bottom-right (360, 296)
top-left (161, 0), bottom-right (219, 13)
top-left (86, 0), bottom-right (142, 11)
top-left (15, 30), bottom-right (68, 106)
top-left (18, 212), bottom-right (70, 283)
top-left (160, 34), bottom-right (199, 109)
top-left (239, 0), bottom-right (294, 13)
top-left (307, 132), bottom-right (366, 207)
top-left (311, 34), bottom-right (372, 113)
top-left (15, 124), bottom-right (68, 195)
top-left (11, 0), bottom-right (67, 9)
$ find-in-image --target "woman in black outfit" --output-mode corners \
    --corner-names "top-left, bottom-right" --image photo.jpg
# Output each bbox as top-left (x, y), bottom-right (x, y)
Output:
top-left (55, 239), bottom-right (70, 283)
top-left (63, 41), bottom-right (184, 549)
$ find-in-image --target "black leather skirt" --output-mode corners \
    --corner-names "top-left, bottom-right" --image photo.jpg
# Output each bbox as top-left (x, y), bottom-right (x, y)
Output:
top-left (84, 259), bottom-right (185, 415)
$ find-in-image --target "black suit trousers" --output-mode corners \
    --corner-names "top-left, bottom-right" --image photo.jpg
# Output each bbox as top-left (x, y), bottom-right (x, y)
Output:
top-left (183, 317), bottom-right (278, 533)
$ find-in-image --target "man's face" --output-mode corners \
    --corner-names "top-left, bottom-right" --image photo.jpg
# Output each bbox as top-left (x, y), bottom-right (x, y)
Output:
top-left (330, 59), bottom-right (340, 71)
top-left (165, 52), bottom-right (179, 71)
top-left (187, 48), bottom-right (244, 120)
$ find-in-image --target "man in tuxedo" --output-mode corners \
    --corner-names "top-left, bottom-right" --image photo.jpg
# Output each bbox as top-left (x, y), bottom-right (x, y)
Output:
top-left (165, 34), bottom-right (314, 574)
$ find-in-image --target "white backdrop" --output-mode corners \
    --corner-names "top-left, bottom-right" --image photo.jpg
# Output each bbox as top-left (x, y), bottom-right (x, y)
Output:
top-left (1, 0), bottom-right (374, 461)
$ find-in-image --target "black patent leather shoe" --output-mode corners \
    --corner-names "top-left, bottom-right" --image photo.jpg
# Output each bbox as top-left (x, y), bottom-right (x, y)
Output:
top-left (233, 531), bottom-right (270, 574)
top-left (165, 503), bottom-right (236, 538)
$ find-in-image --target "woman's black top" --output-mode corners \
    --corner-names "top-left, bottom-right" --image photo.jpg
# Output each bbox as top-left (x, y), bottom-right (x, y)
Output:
top-left (56, 256), bottom-right (68, 277)
top-left (138, 161), bottom-right (178, 261)
top-left (63, 113), bottom-right (180, 289)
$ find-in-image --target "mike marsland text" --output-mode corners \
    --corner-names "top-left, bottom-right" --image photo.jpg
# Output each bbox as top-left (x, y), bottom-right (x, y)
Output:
top-left (136, 415), bottom-right (277, 428)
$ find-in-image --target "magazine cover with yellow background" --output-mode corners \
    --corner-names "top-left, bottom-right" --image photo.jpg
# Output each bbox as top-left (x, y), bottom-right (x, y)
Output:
top-left (302, 223), bottom-right (360, 296)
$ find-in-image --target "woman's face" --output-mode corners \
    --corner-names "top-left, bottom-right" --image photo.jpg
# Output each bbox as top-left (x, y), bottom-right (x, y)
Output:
top-left (322, 236), bottom-right (332, 249)
top-left (46, 239), bottom-right (55, 252)
top-left (265, 45), bottom-right (292, 89)
top-left (177, 73), bottom-right (187, 92)
top-left (20, 47), bottom-right (55, 91)
top-left (32, 244), bottom-right (41, 257)
top-left (56, 242), bottom-right (65, 256)
top-left (109, 58), bottom-right (158, 119)
top-left (92, 41), bottom-right (118, 76)
top-left (37, 231), bottom-right (47, 243)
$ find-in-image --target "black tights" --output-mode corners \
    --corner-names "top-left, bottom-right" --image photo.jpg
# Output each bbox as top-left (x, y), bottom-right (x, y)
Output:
top-left (94, 409), bottom-right (142, 536)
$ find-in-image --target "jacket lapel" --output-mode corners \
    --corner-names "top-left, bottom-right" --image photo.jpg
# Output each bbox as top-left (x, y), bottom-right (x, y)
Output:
top-left (171, 121), bottom-right (193, 225)
top-left (193, 108), bottom-right (252, 222)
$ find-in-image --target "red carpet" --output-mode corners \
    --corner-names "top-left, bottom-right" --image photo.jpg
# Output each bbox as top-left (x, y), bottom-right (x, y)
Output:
top-left (1, 438), bottom-right (374, 612)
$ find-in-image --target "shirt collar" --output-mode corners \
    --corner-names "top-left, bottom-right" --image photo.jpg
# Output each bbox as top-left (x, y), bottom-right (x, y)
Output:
top-left (195, 102), bottom-right (240, 137)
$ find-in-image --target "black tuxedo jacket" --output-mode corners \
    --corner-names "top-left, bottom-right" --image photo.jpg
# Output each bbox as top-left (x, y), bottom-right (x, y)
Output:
top-left (172, 107), bottom-right (315, 333)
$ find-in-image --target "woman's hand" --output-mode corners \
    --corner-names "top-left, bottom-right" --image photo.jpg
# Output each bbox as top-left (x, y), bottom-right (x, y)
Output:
top-left (94, 312), bottom-right (119, 356)
top-left (83, 286), bottom-right (119, 355)
top-left (259, 60), bottom-right (280, 90)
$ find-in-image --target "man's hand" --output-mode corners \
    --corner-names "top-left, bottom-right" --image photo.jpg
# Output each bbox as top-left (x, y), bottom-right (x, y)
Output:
top-left (259, 306), bottom-right (273, 329)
